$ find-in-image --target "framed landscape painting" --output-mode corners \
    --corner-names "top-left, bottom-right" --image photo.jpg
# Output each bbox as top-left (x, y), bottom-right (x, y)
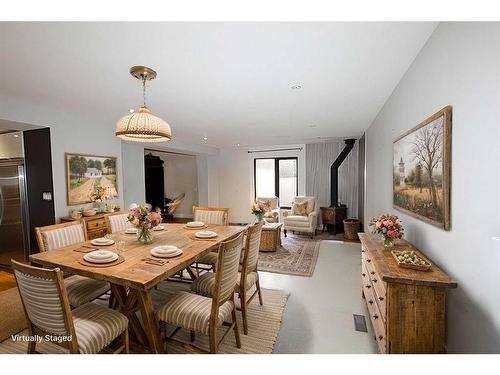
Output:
top-left (65, 153), bottom-right (118, 205)
top-left (393, 106), bottom-right (452, 230)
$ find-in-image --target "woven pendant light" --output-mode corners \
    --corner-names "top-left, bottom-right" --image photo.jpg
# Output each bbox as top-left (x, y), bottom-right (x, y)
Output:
top-left (115, 66), bottom-right (171, 143)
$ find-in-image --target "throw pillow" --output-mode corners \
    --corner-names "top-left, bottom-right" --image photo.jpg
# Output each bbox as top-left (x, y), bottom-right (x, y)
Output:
top-left (292, 201), bottom-right (308, 216)
top-left (304, 199), bottom-right (315, 214)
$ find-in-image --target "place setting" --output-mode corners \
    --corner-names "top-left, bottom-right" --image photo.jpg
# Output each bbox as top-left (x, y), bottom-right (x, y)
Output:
top-left (78, 249), bottom-right (125, 268)
top-left (183, 221), bottom-right (208, 230)
top-left (190, 230), bottom-right (218, 241)
top-left (73, 236), bottom-right (116, 253)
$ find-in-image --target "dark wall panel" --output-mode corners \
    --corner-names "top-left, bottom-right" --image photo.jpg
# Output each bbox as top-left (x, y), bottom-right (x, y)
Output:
top-left (23, 128), bottom-right (55, 254)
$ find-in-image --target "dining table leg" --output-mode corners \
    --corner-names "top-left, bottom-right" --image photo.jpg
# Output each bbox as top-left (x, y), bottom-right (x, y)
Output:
top-left (110, 284), bottom-right (148, 348)
top-left (137, 288), bottom-right (163, 354)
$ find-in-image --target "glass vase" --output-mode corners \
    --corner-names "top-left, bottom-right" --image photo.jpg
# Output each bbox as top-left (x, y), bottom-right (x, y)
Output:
top-left (255, 212), bottom-right (264, 223)
top-left (137, 227), bottom-right (154, 244)
top-left (383, 236), bottom-right (394, 248)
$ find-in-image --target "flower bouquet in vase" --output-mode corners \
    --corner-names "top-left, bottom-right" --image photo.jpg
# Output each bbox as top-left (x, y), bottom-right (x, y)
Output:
top-left (251, 201), bottom-right (271, 223)
top-left (369, 214), bottom-right (404, 248)
top-left (89, 186), bottom-right (111, 213)
top-left (127, 204), bottom-right (162, 244)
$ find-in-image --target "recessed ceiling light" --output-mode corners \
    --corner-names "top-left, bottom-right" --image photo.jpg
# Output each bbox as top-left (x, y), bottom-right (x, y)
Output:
top-left (203, 136), bottom-right (208, 141)
top-left (129, 109), bottom-right (135, 113)
top-left (237, 143), bottom-right (240, 147)
top-left (291, 85), bottom-right (302, 90)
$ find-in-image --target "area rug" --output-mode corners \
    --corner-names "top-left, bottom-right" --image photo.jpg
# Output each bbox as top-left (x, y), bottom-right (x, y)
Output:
top-left (258, 235), bottom-right (321, 277)
top-left (0, 281), bottom-right (288, 354)
top-left (0, 288), bottom-right (27, 342)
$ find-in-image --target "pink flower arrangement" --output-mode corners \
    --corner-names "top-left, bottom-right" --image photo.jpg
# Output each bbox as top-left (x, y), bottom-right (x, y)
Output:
top-left (251, 200), bottom-right (271, 222)
top-left (369, 214), bottom-right (404, 247)
top-left (251, 201), bottom-right (271, 216)
top-left (127, 204), bottom-right (162, 230)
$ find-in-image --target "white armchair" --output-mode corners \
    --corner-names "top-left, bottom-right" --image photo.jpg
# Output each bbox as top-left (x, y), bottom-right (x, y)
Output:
top-left (256, 196), bottom-right (279, 223)
top-left (283, 196), bottom-right (318, 239)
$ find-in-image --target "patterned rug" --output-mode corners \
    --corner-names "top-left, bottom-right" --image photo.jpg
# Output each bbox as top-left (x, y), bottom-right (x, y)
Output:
top-left (258, 234), bottom-right (321, 277)
top-left (0, 282), bottom-right (288, 354)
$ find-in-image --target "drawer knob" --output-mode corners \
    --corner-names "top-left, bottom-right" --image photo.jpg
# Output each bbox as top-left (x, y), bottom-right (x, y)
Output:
top-left (370, 271), bottom-right (375, 275)
top-left (378, 335), bottom-right (383, 341)
top-left (362, 273), bottom-right (366, 277)
top-left (368, 300), bottom-right (374, 305)
top-left (372, 278), bottom-right (377, 283)
top-left (378, 297), bottom-right (384, 301)
top-left (365, 285), bottom-right (371, 289)
top-left (373, 314), bottom-right (379, 320)
top-left (366, 259), bottom-right (371, 263)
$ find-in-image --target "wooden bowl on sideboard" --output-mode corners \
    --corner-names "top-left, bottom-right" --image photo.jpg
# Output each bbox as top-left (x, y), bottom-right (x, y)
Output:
top-left (82, 209), bottom-right (97, 217)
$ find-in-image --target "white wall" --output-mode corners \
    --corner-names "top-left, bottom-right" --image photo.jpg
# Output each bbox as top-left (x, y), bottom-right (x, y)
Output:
top-left (0, 96), bottom-right (124, 219)
top-left (121, 142), bottom-right (145, 209)
top-left (365, 23), bottom-right (500, 353)
top-left (147, 150), bottom-right (198, 218)
top-left (217, 145), bottom-right (306, 224)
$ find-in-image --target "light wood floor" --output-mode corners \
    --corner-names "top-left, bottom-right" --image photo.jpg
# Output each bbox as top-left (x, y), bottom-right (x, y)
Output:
top-left (0, 271), bottom-right (16, 292)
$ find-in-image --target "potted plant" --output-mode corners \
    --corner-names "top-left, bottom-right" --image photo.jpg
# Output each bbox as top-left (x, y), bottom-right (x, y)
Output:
top-left (369, 214), bottom-right (404, 248)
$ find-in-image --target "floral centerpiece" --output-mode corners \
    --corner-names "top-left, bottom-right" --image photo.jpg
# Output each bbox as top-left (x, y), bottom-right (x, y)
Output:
top-left (127, 204), bottom-right (162, 244)
top-left (369, 214), bottom-right (404, 248)
top-left (251, 200), bottom-right (271, 222)
top-left (89, 186), bottom-right (111, 212)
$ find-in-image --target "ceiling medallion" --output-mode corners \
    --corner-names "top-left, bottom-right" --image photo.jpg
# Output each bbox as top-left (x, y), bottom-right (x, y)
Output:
top-left (115, 66), bottom-right (172, 143)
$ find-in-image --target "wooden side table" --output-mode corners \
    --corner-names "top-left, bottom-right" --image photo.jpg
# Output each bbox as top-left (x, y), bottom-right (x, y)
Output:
top-left (259, 223), bottom-right (283, 252)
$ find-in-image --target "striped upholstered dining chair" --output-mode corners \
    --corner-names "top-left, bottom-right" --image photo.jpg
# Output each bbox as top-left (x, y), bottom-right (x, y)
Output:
top-left (193, 206), bottom-right (230, 272)
top-left (157, 232), bottom-right (244, 354)
top-left (11, 260), bottom-right (129, 354)
top-left (104, 212), bottom-right (131, 234)
top-left (34, 221), bottom-right (110, 308)
top-left (190, 221), bottom-right (264, 335)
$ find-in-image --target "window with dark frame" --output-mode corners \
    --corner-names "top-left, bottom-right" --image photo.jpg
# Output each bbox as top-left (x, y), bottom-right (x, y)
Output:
top-left (254, 157), bottom-right (298, 208)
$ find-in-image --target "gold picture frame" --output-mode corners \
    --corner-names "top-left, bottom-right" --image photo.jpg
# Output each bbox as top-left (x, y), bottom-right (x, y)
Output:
top-left (65, 152), bottom-right (118, 206)
top-left (393, 106), bottom-right (452, 230)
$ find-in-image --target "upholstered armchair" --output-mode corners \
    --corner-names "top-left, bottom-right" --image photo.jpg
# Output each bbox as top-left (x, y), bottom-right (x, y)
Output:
top-left (282, 196), bottom-right (318, 239)
top-left (256, 196), bottom-right (279, 223)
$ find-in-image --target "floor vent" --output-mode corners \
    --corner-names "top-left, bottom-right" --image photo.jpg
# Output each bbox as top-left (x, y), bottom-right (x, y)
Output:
top-left (353, 314), bottom-right (368, 332)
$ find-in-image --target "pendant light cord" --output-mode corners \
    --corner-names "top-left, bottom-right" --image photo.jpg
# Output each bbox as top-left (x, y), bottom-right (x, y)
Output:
top-left (142, 76), bottom-right (147, 107)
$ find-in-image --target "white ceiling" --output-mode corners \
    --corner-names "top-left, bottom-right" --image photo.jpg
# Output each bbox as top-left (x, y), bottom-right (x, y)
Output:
top-left (0, 22), bottom-right (437, 147)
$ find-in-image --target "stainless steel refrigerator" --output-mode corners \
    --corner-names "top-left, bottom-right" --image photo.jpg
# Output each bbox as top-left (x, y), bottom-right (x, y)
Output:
top-left (0, 159), bottom-right (30, 267)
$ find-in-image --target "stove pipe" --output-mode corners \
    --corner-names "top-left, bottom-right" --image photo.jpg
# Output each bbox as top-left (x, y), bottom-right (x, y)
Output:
top-left (330, 139), bottom-right (356, 207)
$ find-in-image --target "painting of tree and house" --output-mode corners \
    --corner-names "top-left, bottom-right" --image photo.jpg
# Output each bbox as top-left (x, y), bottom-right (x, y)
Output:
top-left (65, 153), bottom-right (118, 205)
top-left (393, 107), bottom-right (451, 229)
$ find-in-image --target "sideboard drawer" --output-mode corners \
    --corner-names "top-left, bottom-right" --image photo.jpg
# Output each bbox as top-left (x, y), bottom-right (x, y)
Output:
top-left (86, 219), bottom-right (107, 230)
top-left (362, 272), bottom-right (386, 353)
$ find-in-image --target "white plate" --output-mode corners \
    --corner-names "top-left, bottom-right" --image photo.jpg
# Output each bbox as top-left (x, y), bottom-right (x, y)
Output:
top-left (91, 238), bottom-right (115, 246)
top-left (187, 221), bottom-right (205, 228)
top-left (151, 245), bottom-right (178, 254)
top-left (152, 225), bottom-right (165, 231)
top-left (84, 251), bottom-right (118, 264)
top-left (150, 248), bottom-right (183, 258)
top-left (125, 228), bottom-right (138, 234)
top-left (195, 230), bottom-right (217, 239)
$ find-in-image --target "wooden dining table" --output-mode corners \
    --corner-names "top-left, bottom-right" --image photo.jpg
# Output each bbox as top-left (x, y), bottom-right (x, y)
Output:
top-left (29, 223), bottom-right (246, 353)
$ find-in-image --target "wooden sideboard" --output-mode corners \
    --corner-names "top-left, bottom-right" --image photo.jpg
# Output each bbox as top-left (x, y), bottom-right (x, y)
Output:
top-left (61, 214), bottom-right (108, 240)
top-left (358, 233), bottom-right (457, 354)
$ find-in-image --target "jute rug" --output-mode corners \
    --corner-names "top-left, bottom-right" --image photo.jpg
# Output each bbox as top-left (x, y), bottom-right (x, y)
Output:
top-left (0, 287), bottom-right (27, 342)
top-left (258, 235), bottom-right (321, 277)
top-left (0, 282), bottom-right (288, 354)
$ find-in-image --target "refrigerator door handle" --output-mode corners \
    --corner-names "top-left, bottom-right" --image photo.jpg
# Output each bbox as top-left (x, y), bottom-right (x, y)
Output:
top-left (18, 165), bottom-right (31, 260)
